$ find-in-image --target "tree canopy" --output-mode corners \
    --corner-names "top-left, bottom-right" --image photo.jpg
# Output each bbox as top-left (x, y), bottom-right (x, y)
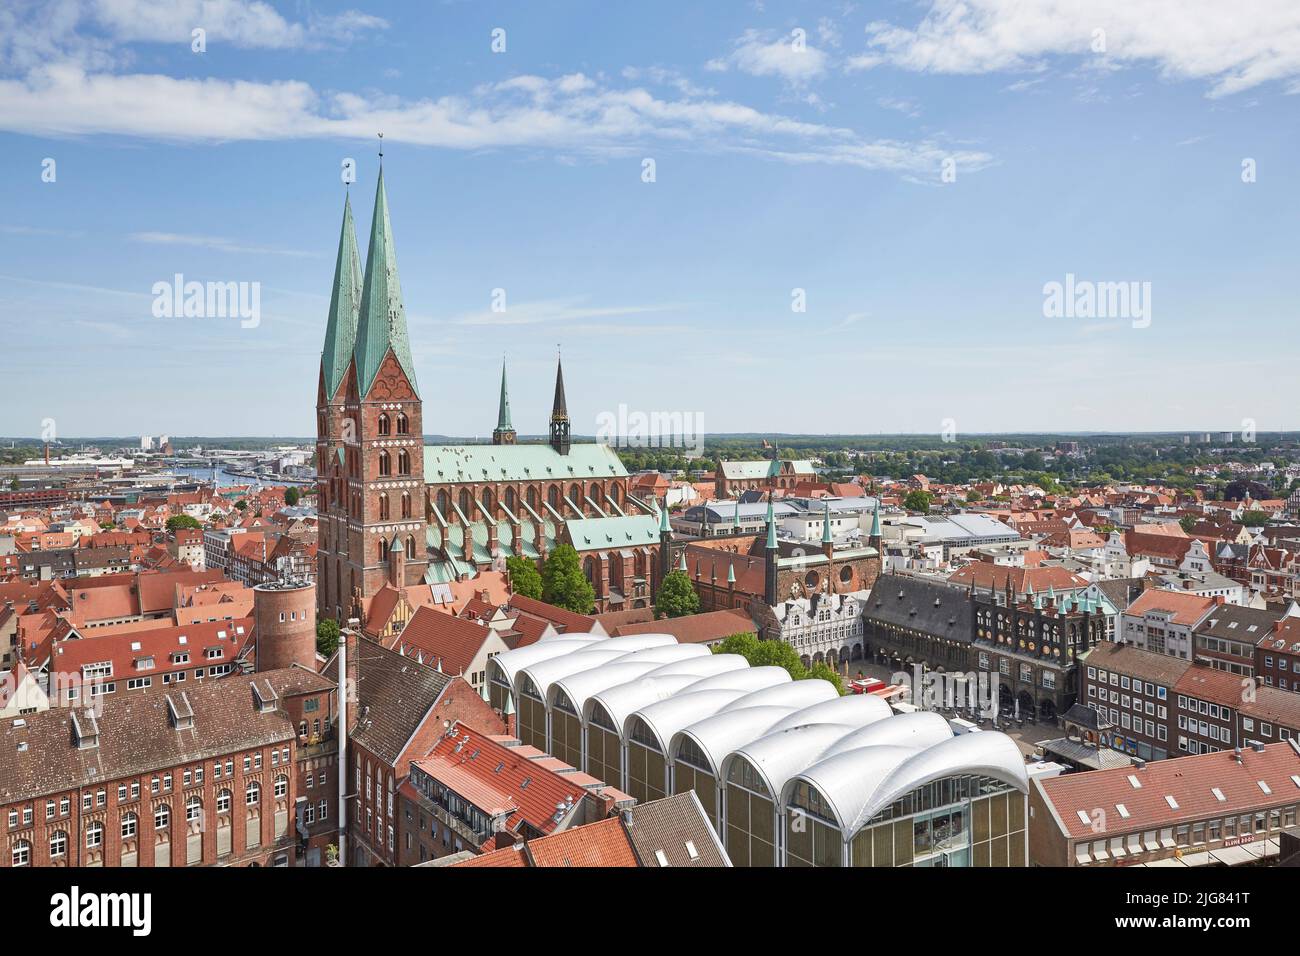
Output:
top-left (316, 618), bottom-right (340, 657)
top-left (166, 514), bottom-right (203, 532)
top-left (656, 570), bottom-right (699, 618)
top-left (541, 544), bottom-right (596, 614)
top-left (506, 555), bottom-right (543, 600)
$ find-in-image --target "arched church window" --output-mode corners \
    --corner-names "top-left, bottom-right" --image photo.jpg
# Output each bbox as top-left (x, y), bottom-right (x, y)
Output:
top-left (377, 414), bottom-right (390, 436)
top-left (396, 413), bottom-right (409, 435)
top-left (378, 450), bottom-right (390, 477)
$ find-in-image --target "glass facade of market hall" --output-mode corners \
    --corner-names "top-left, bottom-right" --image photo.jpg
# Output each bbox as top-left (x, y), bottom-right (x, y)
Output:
top-left (672, 736), bottom-right (720, 829)
top-left (785, 773), bottom-right (1026, 867)
top-left (585, 703), bottom-right (623, 791)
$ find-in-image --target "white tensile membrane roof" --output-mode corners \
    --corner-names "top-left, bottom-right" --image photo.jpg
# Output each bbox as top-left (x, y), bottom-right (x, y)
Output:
top-left (548, 647), bottom-right (737, 716)
top-left (492, 633), bottom-right (1028, 828)
top-left (668, 683), bottom-right (841, 775)
top-left (512, 634), bottom-right (678, 702)
top-left (783, 729), bottom-right (1030, 838)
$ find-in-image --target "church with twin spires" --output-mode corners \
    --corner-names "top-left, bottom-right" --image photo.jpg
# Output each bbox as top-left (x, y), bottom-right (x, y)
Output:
top-left (315, 171), bottom-right (668, 624)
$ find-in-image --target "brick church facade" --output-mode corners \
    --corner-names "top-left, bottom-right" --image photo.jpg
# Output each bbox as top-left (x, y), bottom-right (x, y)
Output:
top-left (316, 173), bottom-right (665, 624)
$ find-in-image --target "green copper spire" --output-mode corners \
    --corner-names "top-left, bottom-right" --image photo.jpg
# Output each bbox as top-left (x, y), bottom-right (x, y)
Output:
top-left (870, 501), bottom-right (881, 537)
top-left (678, 551), bottom-right (687, 572)
top-left (727, 562), bottom-right (736, 584)
top-left (496, 360), bottom-right (513, 431)
top-left (660, 500), bottom-right (670, 534)
top-left (765, 496), bottom-right (777, 551)
top-left (822, 500), bottom-right (833, 545)
top-left (354, 169), bottom-right (419, 398)
top-left (733, 500), bottom-right (741, 530)
top-left (321, 193), bottom-right (361, 400)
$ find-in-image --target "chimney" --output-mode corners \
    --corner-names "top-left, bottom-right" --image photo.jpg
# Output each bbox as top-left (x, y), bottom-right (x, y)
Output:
top-left (342, 625), bottom-right (360, 733)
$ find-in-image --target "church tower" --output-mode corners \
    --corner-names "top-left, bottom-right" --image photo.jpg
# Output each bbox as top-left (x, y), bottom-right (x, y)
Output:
top-left (318, 168), bottom-right (428, 622)
top-left (549, 353), bottom-right (571, 456)
top-left (492, 360), bottom-right (516, 445)
top-left (316, 193), bottom-right (361, 622)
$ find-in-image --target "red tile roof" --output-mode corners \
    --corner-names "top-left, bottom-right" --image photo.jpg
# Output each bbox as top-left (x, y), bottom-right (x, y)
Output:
top-left (1038, 741), bottom-right (1300, 839)
top-left (524, 816), bottom-right (638, 867)
top-left (415, 724), bottom-right (592, 837)
top-left (1125, 588), bottom-right (1217, 627)
top-left (394, 606), bottom-right (494, 676)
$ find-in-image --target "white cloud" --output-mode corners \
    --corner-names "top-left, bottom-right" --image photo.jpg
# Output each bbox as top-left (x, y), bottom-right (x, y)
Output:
top-left (861, 0), bottom-right (1300, 97)
top-left (0, 64), bottom-right (989, 180)
top-left (129, 232), bottom-right (319, 257)
top-left (90, 0), bottom-right (387, 49)
top-left (451, 297), bottom-right (680, 328)
top-left (707, 28), bottom-right (830, 85)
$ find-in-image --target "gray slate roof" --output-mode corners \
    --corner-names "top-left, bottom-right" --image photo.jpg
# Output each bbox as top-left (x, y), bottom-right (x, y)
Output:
top-left (863, 574), bottom-right (974, 643)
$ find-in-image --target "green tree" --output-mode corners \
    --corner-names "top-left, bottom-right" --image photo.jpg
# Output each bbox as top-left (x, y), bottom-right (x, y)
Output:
top-left (166, 514), bottom-right (203, 532)
top-left (7, 476), bottom-right (17, 491)
top-left (506, 555), bottom-right (543, 600)
top-left (748, 639), bottom-right (807, 681)
top-left (99, 521), bottom-right (115, 531)
top-left (1239, 510), bottom-right (1270, 527)
top-left (966, 489), bottom-right (982, 502)
top-left (316, 618), bottom-right (340, 657)
top-left (1178, 515), bottom-right (1197, 533)
top-left (541, 544), bottom-right (596, 614)
top-left (235, 499), bottom-right (248, 512)
top-left (656, 570), bottom-right (699, 618)
top-left (903, 489), bottom-right (932, 513)
top-left (712, 632), bottom-right (760, 658)
top-left (805, 661), bottom-right (845, 695)
top-left (284, 487), bottom-right (301, 507)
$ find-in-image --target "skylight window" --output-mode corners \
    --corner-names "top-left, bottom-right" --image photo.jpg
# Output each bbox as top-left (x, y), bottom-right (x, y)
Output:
top-left (1258, 781), bottom-right (1272, 795)
top-left (1211, 788), bottom-right (1226, 802)
top-left (1127, 775), bottom-right (1142, 789)
top-left (1164, 795), bottom-right (1179, 810)
top-left (1115, 804), bottom-right (1130, 819)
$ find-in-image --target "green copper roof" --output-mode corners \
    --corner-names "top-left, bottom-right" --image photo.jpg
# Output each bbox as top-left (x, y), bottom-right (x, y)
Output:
top-left (870, 502), bottom-right (881, 537)
top-left (733, 500), bottom-right (741, 529)
top-left (321, 194), bottom-right (361, 400)
top-left (564, 514), bottom-right (660, 553)
top-left (765, 497), bottom-right (777, 550)
top-left (423, 442), bottom-right (628, 485)
top-left (659, 501), bottom-right (670, 533)
top-left (496, 360), bottom-right (513, 431)
top-left (822, 500), bottom-right (833, 544)
top-left (678, 552), bottom-right (687, 572)
top-left (354, 169), bottom-right (418, 399)
top-left (727, 562), bottom-right (736, 584)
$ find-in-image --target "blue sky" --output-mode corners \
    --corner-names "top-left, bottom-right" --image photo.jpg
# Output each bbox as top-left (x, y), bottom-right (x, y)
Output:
top-left (1, 0), bottom-right (1298, 440)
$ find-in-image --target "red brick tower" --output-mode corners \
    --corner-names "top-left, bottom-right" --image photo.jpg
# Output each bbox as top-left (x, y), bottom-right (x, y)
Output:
top-left (255, 581), bottom-right (318, 672)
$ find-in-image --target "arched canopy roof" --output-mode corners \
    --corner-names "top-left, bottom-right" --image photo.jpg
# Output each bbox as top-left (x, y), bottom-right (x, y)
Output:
top-left (817, 711), bottom-right (953, 761)
top-left (722, 679), bottom-right (837, 713)
top-left (765, 693), bottom-right (893, 734)
top-left (783, 730), bottom-right (1029, 838)
top-left (677, 665), bottom-right (787, 696)
top-left (584, 674), bottom-right (709, 734)
top-left (488, 635), bottom-right (604, 688)
top-left (548, 661), bottom-right (664, 713)
top-left (647, 653), bottom-right (748, 683)
top-left (782, 745), bottom-right (920, 831)
top-left (515, 646), bottom-right (631, 702)
top-left (722, 723), bottom-right (865, 801)
top-left (670, 706), bottom-right (802, 770)
top-left (625, 689), bottom-right (756, 752)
